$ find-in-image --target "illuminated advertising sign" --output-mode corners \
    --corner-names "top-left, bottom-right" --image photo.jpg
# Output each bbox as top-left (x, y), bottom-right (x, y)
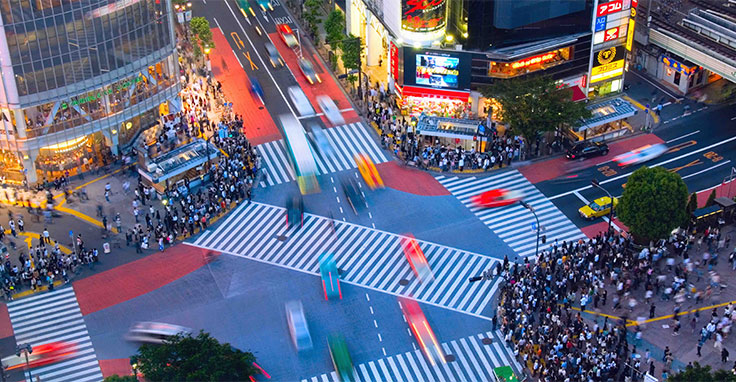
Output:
top-left (604, 27), bottom-right (620, 42)
top-left (597, 0), bottom-right (623, 17)
top-left (662, 56), bottom-right (700, 75)
top-left (625, 18), bottom-right (635, 51)
top-left (511, 52), bottom-right (557, 69)
top-left (595, 16), bottom-right (607, 32)
top-left (416, 54), bottom-right (460, 88)
top-left (591, 45), bottom-right (626, 83)
top-left (390, 42), bottom-right (399, 82)
top-left (402, 0), bottom-right (447, 33)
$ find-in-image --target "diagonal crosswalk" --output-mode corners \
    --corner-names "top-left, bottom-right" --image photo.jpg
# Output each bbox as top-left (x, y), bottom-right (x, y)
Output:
top-left (437, 171), bottom-right (587, 258)
top-left (302, 330), bottom-right (522, 382)
top-left (256, 122), bottom-right (389, 187)
top-left (189, 202), bottom-right (503, 317)
top-left (6, 287), bottom-right (103, 382)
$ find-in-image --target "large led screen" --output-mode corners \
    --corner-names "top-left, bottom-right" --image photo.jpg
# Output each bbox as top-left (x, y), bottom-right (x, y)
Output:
top-left (415, 54), bottom-right (460, 88)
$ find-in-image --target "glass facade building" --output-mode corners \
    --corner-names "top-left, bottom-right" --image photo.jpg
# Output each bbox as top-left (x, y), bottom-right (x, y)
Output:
top-left (0, 0), bottom-right (180, 184)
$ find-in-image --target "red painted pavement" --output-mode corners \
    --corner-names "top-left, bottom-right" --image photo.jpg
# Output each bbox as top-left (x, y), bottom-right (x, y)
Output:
top-left (269, 33), bottom-right (359, 127)
top-left (0, 304), bottom-right (12, 339)
top-left (581, 218), bottom-right (630, 239)
top-left (378, 162), bottom-right (450, 196)
top-left (74, 245), bottom-right (219, 315)
top-left (209, 28), bottom-right (281, 145)
top-left (518, 134), bottom-right (665, 184)
top-left (99, 358), bottom-right (133, 379)
top-left (696, 180), bottom-right (736, 207)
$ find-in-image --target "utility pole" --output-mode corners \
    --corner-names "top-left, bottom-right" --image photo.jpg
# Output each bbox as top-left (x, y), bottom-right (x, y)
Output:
top-left (15, 343), bottom-right (32, 382)
top-left (520, 200), bottom-right (540, 259)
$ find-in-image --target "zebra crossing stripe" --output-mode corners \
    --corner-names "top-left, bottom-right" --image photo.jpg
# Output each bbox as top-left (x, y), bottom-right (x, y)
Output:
top-left (188, 201), bottom-right (504, 318)
top-left (436, 171), bottom-right (587, 258)
top-left (6, 287), bottom-right (103, 382)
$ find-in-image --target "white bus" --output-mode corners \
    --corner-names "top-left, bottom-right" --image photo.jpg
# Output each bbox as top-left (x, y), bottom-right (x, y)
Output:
top-left (279, 114), bottom-right (320, 194)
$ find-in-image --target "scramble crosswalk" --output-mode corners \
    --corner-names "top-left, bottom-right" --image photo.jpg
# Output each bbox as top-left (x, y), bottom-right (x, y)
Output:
top-left (190, 201), bottom-right (503, 317)
top-left (6, 287), bottom-right (103, 382)
top-left (256, 122), bottom-right (389, 187)
top-left (302, 330), bottom-right (522, 382)
top-left (437, 171), bottom-right (587, 258)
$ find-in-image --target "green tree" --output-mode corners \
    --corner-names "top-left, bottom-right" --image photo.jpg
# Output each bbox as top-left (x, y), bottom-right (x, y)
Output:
top-left (303, 0), bottom-right (323, 38)
top-left (340, 34), bottom-right (363, 88)
top-left (686, 192), bottom-right (698, 215)
top-left (705, 189), bottom-right (717, 207)
top-left (480, 76), bottom-right (591, 148)
top-left (190, 17), bottom-right (214, 59)
top-left (131, 331), bottom-right (259, 381)
top-left (103, 375), bottom-right (138, 382)
top-left (669, 362), bottom-right (736, 382)
top-left (324, 9), bottom-right (345, 51)
top-left (618, 166), bottom-right (689, 243)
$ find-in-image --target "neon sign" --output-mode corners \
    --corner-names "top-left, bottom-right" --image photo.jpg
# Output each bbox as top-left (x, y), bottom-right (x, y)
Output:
top-left (597, 0), bottom-right (623, 17)
top-left (511, 52), bottom-right (557, 69)
top-left (402, 0), bottom-right (447, 33)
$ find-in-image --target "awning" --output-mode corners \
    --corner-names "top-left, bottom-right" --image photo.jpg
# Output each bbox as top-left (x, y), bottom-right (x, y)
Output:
top-left (715, 197), bottom-right (736, 209)
top-left (693, 205), bottom-right (723, 219)
top-left (575, 97), bottom-right (637, 132)
top-left (570, 86), bottom-right (587, 102)
top-left (401, 85), bottom-right (470, 102)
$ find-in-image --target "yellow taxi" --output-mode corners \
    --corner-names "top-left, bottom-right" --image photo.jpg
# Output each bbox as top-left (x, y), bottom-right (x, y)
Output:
top-left (579, 196), bottom-right (618, 220)
top-left (354, 153), bottom-right (384, 189)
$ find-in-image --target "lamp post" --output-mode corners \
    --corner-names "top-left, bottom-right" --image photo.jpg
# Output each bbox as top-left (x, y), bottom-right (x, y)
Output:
top-left (591, 179), bottom-right (614, 234)
top-left (15, 343), bottom-right (32, 381)
top-left (131, 357), bottom-right (139, 380)
top-left (519, 200), bottom-right (540, 259)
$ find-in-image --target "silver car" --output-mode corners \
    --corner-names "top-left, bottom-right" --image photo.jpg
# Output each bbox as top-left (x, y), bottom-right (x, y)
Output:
top-left (285, 300), bottom-right (313, 351)
top-left (317, 95), bottom-right (345, 126)
top-left (311, 125), bottom-right (334, 158)
top-left (288, 86), bottom-right (315, 117)
top-left (125, 322), bottom-right (192, 344)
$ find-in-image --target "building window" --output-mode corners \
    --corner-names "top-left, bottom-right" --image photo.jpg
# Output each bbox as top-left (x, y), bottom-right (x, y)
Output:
top-left (488, 46), bottom-right (572, 78)
top-left (674, 71), bottom-right (681, 85)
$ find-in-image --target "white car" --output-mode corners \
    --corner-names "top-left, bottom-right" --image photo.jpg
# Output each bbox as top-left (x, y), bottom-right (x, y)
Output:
top-left (285, 300), bottom-right (313, 351)
top-left (288, 86), bottom-right (315, 117)
top-left (317, 96), bottom-right (345, 126)
top-left (125, 322), bottom-right (192, 344)
top-left (613, 143), bottom-right (668, 167)
top-left (311, 125), bottom-right (334, 158)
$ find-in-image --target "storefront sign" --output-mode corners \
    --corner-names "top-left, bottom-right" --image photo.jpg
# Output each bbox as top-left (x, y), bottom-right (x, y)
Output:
top-left (511, 52), bottom-right (557, 69)
top-left (390, 42), bottom-right (399, 82)
top-left (595, 16), bottom-right (607, 32)
top-left (402, 0), bottom-right (447, 33)
top-left (590, 46), bottom-right (626, 83)
top-left (416, 53), bottom-right (460, 88)
top-left (61, 76), bottom-right (143, 110)
top-left (661, 56), bottom-right (699, 75)
top-left (604, 26), bottom-right (620, 42)
top-left (597, 0), bottom-right (623, 17)
top-left (625, 18), bottom-right (635, 51)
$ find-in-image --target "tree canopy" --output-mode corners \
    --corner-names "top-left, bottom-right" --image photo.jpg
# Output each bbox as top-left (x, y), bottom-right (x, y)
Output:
top-left (190, 17), bottom-right (214, 58)
top-left (131, 331), bottom-right (259, 381)
top-left (303, 0), bottom-right (322, 38)
top-left (668, 362), bottom-right (736, 382)
top-left (340, 34), bottom-right (363, 85)
top-left (480, 76), bottom-right (591, 144)
top-left (103, 375), bottom-right (137, 382)
top-left (324, 9), bottom-right (345, 50)
top-left (617, 166), bottom-right (689, 243)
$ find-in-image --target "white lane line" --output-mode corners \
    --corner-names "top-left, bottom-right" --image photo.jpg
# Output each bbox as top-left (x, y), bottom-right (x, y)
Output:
top-left (681, 160), bottom-right (731, 180)
top-left (731, 116), bottom-right (736, 121)
top-left (370, 306), bottom-right (374, 314)
top-left (573, 191), bottom-right (622, 232)
top-left (629, 70), bottom-right (683, 100)
top-left (366, 293), bottom-right (370, 302)
top-left (666, 130), bottom-right (700, 143)
top-left (374, 320), bottom-right (378, 327)
top-left (378, 333), bottom-right (382, 342)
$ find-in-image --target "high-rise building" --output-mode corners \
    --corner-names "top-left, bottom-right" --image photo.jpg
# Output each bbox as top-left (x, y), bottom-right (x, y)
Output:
top-left (0, 0), bottom-right (180, 184)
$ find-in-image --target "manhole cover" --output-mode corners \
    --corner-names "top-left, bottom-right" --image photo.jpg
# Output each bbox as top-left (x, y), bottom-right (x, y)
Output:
top-left (275, 235), bottom-right (288, 241)
top-left (482, 338), bottom-right (493, 345)
top-left (445, 354), bottom-right (456, 362)
top-left (399, 279), bottom-right (409, 286)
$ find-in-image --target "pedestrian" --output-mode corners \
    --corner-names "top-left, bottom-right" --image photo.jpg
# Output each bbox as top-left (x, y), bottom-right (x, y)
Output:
top-left (698, 342), bottom-right (703, 357)
top-left (42, 228), bottom-right (50, 245)
top-left (723, 348), bottom-right (730, 363)
top-left (650, 303), bottom-right (656, 318)
top-left (17, 217), bottom-right (23, 232)
top-left (673, 318), bottom-right (681, 336)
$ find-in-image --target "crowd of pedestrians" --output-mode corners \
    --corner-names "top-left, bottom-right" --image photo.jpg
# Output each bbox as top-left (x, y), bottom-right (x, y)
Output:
top-left (496, 226), bottom-right (736, 381)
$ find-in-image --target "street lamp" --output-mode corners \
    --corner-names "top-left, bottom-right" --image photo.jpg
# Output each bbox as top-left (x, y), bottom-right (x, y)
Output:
top-left (519, 200), bottom-right (540, 259)
top-left (15, 343), bottom-right (32, 381)
top-left (131, 357), bottom-right (139, 380)
top-left (591, 179), bottom-right (614, 234)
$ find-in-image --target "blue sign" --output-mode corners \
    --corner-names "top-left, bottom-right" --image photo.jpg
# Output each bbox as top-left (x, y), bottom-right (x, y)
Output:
top-left (595, 16), bottom-right (607, 32)
top-left (531, 223), bottom-right (537, 231)
top-left (477, 124), bottom-right (485, 135)
top-left (69, 230), bottom-right (73, 238)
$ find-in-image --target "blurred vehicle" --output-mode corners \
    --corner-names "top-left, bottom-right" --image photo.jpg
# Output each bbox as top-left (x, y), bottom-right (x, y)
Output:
top-left (2, 342), bottom-right (77, 371)
top-left (257, 0), bottom-right (273, 11)
top-left (317, 96), bottom-right (345, 126)
top-left (341, 177), bottom-right (365, 214)
top-left (470, 189), bottom-right (523, 208)
top-left (237, 0), bottom-right (255, 17)
top-left (319, 253), bottom-right (341, 300)
top-left (327, 334), bottom-right (355, 382)
top-left (311, 125), bottom-right (334, 158)
top-left (399, 297), bottom-right (444, 365)
top-left (566, 141), bottom-right (609, 160)
top-left (249, 77), bottom-right (264, 104)
top-left (354, 153), bottom-right (383, 190)
top-left (400, 234), bottom-right (434, 283)
top-left (285, 300), bottom-right (313, 351)
top-left (277, 23), bottom-right (298, 48)
top-left (613, 143), bottom-right (667, 167)
top-left (254, 24), bottom-right (263, 36)
top-left (125, 322), bottom-right (192, 344)
top-left (265, 42), bottom-right (284, 68)
top-left (279, 114), bottom-right (320, 194)
top-left (286, 194), bottom-right (304, 228)
top-left (298, 58), bottom-right (322, 85)
top-left (579, 196), bottom-right (618, 220)
top-left (288, 86), bottom-right (315, 117)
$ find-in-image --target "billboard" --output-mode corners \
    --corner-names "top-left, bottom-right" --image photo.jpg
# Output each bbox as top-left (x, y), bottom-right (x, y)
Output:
top-left (403, 48), bottom-right (471, 90)
top-left (591, 45), bottom-right (626, 83)
top-left (597, 0), bottom-right (623, 17)
top-left (402, 0), bottom-right (447, 33)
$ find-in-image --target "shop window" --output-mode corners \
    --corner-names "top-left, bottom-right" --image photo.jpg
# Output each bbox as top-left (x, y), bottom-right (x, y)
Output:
top-left (674, 71), bottom-right (681, 85)
top-left (488, 46), bottom-right (572, 78)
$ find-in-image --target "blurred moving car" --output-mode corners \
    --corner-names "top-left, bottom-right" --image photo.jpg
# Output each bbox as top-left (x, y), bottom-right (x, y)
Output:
top-left (613, 143), bottom-right (667, 167)
top-left (311, 125), bottom-right (334, 158)
top-left (286, 194), bottom-right (304, 228)
top-left (566, 141), bottom-right (609, 160)
top-left (327, 334), bottom-right (355, 382)
top-left (341, 177), bottom-right (365, 214)
top-left (298, 58), bottom-right (322, 85)
top-left (319, 253), bottom-right (341, 300)
top-left (257, 0), bottom-right (273, 11)
top-left (317, 96), bottom-right (345, 126)
top-left (237, 0), bottom-right (255, 17)
top-left (125, 322), bottom-right (192, 344)
top-left (2, 342), bottom-right (78, 371)
top-left (579, 196), bottom-right (618, 220)
top-left (265, 42), bottom-right (284, 68)
top-left (285, 300), bottom-right (313, 351)
top-left (277, 24), bottom-right (298, 48)
top-left (249, 77), bottom-right (264, 104)
top-left (470, 189), bottom-right (524, 208)
top-left (354, 153), bottom-right (384, 190)
top-left (400, 234), bottom-right (434, 283)
top-left (399, 297), bottom-right (444, 365)
top-left (288, 86), bottom-right (315, 117)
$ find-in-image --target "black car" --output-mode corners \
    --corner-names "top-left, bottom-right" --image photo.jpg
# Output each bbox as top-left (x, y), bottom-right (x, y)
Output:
top-left (342, 178), bottom-right (365, 215)
top-left (566, 141), bottom-right (609, 160)
top-left (286, 194), bottom-right (304, 228)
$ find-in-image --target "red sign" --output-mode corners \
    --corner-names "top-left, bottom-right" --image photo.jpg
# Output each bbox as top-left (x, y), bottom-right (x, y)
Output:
top-left (402, 0), bottom-right (447, 32)
top-left (632, 0), bottom-right (638, 8)
top-left (390, 42), bottom-right (399, 82)
top-left (511, 52), bottom-right (557, 69)
top-left (597, 0), bottom-right (623, 17)
top-left (604, 27), bottom-right (620, 42)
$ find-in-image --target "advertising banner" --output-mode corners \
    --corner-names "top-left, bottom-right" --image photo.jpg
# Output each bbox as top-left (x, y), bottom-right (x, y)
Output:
top-left (597, 0), bottom-right (623, 17)
top-left (402, 0), bottom-right (447, 33)
top-left (403, 48), bottom-right (471, 90)
top-left (591, 45), bottom-right (626, 83)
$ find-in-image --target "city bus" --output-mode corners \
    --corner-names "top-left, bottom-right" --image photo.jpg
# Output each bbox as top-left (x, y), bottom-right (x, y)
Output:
top-left (279, 114), bottom-right (320, 195)
top-left (237, 0), bottom-right (255, 17)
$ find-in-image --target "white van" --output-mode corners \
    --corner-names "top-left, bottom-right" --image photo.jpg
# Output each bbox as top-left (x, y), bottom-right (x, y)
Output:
top-left (125, 322), bottom-right (192, 344)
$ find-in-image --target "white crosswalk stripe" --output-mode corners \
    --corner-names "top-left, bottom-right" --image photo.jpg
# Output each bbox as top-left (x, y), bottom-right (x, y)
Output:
top-left (189, 202), bottom-right (502, 317)
top-left (436, 171), bottom-right (587, 258)
top-left (301, 331), bottom-right (521, 382)
top-left (6, 287), bottom-right (103, 382)
top-left (256, 122), bottom-right (389, 187)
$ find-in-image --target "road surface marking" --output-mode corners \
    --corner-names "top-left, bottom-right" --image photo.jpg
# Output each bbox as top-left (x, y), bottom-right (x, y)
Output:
top-left (378, 333), bottom-right (382, 341)
top-left (629, 70), bottom-right (683, 100)
top-left (681, 160), bottom-right (731, 180)
top-left (666, 130), bottom-right (700, 143)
